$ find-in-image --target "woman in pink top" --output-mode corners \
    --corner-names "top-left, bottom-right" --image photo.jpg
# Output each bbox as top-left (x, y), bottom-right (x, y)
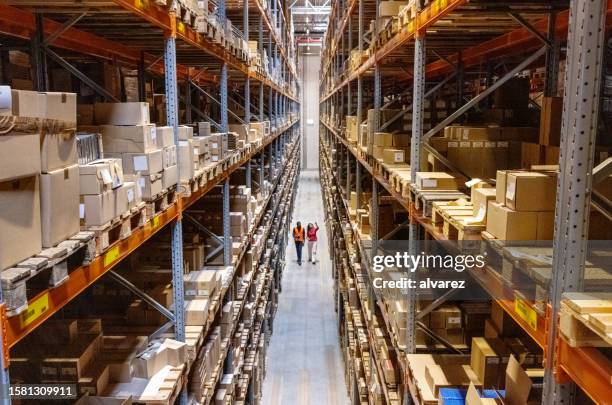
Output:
top-left (306, 223), bottom-right (319, 264)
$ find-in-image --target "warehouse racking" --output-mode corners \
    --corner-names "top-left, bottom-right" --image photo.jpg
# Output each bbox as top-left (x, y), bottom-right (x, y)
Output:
top-left (0, 0), bottom-right (300, 403)
top-left (319, 0), bottom-right (611, 404)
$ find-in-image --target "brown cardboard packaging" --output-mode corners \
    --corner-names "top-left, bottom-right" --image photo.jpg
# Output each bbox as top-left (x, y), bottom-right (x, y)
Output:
top-left (185, 298), bottom-right (210, 325)
top-left (470, 337), bottom-right (501, 388)
top-left (100, 124), bottom-right (157, 153)
top-left (137, 173), bottom-right (163, 200)
top-left (382, 148), bottom-right (406, 164)
top-left (122, 181), bottom-right (140, 210)
top-left (81, 190), bottom-right (115, 226)
top-left (459, 126), bottom-right (501, 141)
top-left (156, 126), bottom-right (175, 148)
top-left (486, 202), bottom-right (538, 240)
top-left (378, 0), bottom-right (408, 16)
top-left (472, 188), bottom-right (496, 217)
top-left (113, 183), bottom-right (130, 218)
top-left (162, 145), bottom-right (177, 168)
top-left (40, 165), bottom-right (80, 247)
top-left (41, 132), bottom-right (78, 173)
top-left (78, 362), bottom-right (110, 396)
top-left (346, 115), bottom-right (359, 142)
top-left (179, 140), bottom-right (195, 181)
top-left (495, 171), bottom-right (508, 203)
top-left (162, 165), bottom-right (179, 189)
top-left (184, 270), bottom-right (219, 297)
top-left (520, 143), bottom-right (542, 168)
top-left (415, 172), bottom-right (460, 190)
top-left (118, 149), bottom-right (163, 175)
top-left (79, 160), bottom-right (114, 195)
top-left (425, 364), bottom-right (480, 396)
top-left (372, 132), bottom-right (394, 147)
top-left (179, 125), bottom-right (194, 140)
top-left (505, 172), bottom-right (556, 212)
top-left (41, 333), bottom-right (101, 382)
top-left (0, 132), bottom-right (41, 181)
top-left (94, 102), bottom-right (150, 125)
top-left (41, 92), bottom-right (77, 123)
top-left (539, 96), bottom-right (563, 146)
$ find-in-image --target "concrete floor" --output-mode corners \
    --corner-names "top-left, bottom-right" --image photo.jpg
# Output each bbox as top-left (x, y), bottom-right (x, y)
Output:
top-left (262, 171), bottom-right (350, 405)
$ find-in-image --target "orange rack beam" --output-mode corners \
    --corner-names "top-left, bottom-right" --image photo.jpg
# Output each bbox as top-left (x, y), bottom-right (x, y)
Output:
top-left (556, 338), bottom-right (612, 405)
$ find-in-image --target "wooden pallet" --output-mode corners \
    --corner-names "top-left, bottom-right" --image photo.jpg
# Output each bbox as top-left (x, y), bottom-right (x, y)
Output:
top-left (145, 187), bottom-right (178, 219)
top-left (431, 200), bottom-right (484, 240)
top-left (560, 293), bottom-right (612, 347)
top-left (413, 189), bottom-right (467, 218)
top-left (1, 231), bottom-right (95, 315)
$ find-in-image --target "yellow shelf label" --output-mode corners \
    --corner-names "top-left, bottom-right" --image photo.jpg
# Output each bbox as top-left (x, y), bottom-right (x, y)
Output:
top-left (152, 216), bottom-right (160, 229)
top-left (104, 245), bottom-right (121, 267)
top-left (515, 297), bottom-right (537, 330)
top-left (20, 293), bottom-right (49, 328)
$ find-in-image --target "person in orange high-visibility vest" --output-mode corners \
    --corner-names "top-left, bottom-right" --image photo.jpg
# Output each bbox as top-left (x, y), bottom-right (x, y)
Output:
top-left (292, 221), bottom-right (305, 265)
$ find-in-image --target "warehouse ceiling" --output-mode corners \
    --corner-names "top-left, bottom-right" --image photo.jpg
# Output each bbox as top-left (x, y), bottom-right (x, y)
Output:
top-left (290, 0), bottom-right (329, 44)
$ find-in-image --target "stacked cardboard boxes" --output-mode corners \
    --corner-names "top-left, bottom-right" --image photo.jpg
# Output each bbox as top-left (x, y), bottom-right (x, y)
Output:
top-left (486, 170), bottom-right (556, 240)
top-left (95, 102), bottom-right (177, 200)
top-left (0, 88), bottom-right (82, 270)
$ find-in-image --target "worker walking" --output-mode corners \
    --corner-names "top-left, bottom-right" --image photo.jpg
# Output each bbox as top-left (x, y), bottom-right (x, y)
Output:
top-left (292, 221), bottom-right (306, 265)
top-left (307, 222), bottom-right (319, 264)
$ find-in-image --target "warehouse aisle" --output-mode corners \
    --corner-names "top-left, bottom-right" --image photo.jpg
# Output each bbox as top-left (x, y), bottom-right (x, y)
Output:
top-left (262, 171), bottom-right (349, 405)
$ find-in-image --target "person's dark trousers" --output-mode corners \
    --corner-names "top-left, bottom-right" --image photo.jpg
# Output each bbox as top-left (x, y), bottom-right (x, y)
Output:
top-left (295, 241), bottom-right (304, 264)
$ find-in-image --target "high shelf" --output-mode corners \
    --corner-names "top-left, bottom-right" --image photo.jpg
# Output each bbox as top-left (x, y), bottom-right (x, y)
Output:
top-left (319, 0), bottom-right (612, 404)
top-left (0, 0), bottom-right (300, 403)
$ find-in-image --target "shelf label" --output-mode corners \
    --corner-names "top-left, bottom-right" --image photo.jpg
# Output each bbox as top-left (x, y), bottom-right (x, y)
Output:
top-left (104, 246), bottom-right (121, 267)
top-left (20, 293), bottom-right (49, 328)
top-left (152, 216), bottom-right (160, 230)
top-left (515, 297), bottom-right (537, 330)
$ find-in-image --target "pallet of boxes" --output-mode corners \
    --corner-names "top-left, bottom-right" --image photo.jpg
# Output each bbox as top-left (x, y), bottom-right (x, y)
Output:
top-left (78, 102), bottom-right (179, 254)
top-left (0, 87), bottom-right (97, 315)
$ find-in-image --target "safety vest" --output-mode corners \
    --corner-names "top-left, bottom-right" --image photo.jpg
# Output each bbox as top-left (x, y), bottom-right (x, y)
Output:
top-left (293, 226), bottom-right (305, 242)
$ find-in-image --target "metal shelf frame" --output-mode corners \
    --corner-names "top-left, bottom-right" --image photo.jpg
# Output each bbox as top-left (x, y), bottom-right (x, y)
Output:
top-left (319, 0), bottom-right (612, 403)
top-left (0, 1), bottom-right (301, 401)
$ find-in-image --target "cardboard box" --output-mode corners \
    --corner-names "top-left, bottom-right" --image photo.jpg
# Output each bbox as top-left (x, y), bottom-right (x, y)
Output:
top-left (382, 148), bottom-right (406, 164)
top-left (372, 132), bottom-right (394, 147)
top-left (79, 160), bottom-right (119, 195)
top-left (156, 126), bottom-right (175, 148)
top-left (425, 364), bottom-right (480, 396)
top-left (346, 116), bottom-right (359, 142)
top-left (132, 344), bottom-right (168, 378)
top-left (470, 338), bottom-right (501, 388)
top-left (81, 190), bottom-right (115, 226)
top-left (94, 102), bottom-right (149, 125)
top-left (41, 91), bottom-right (77, 123)
top-left (471, 188), bottom-right (496, 218)
top-left (122, 181), bottom-right (140, 210)
top-left (119, 149), bottom-right (163, 175)
top-left (379, 1), bottom-right (408, 17)
top-left (0, 132), bottom-right (41, 181)
top-left (162, 145), bottom-right (177, 168)
top-left (539, 96), bottom-right (563, 146)
top-left (459, 126), bottom-right (501, 141)
top-left (505, 171), bottom-right (556, 212)
top-left (113, 183), bottom-right (130, 217)
top-left (100, 124), bottom-right (157, 153)
top-left (430, 305), bottom-right (462, 330)
top-left (185, 298), bottom-right (210, 325)
top-left (178, 125), bottom-right (193, 140)
top-left (40, 131), bottom-right (77, 173)
top-left (162, 165), bottom-right (179, 189)
top-left (486, 202), bottom-right (538, 240)
top-left (415, 172), bottom-right (460, 190)
top-left (77, 104), bottom-right (94, 125)
top-left (41, 333), bottom-right (101, 381)
top-left (179, 140), bottom-right (195, 182)
top-left (184, 270), bottom-right (219, 297)
top-left (495, 171), bottom-right (508, 203)
top-left (40, 164), bottom-right (80, 247)
top-left (137, 173), bottom-right (163, 200)
top-left (78, 362), bottom-right (110, 396)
